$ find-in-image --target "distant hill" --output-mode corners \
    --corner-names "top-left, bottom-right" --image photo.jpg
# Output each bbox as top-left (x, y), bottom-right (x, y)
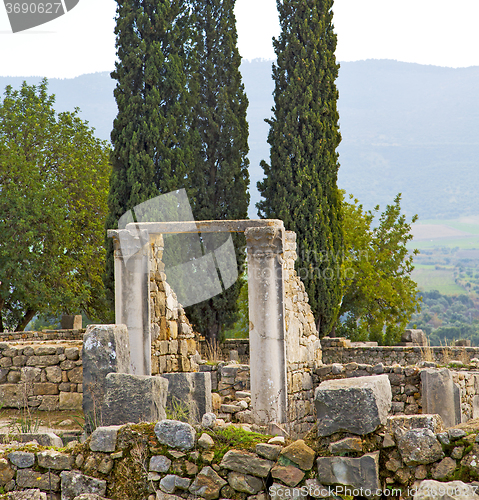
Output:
top-left (2, 59), bottom-right (478, 221)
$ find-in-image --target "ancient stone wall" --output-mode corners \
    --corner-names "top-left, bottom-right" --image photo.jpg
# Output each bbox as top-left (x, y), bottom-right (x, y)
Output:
top-left (0, 341), bottom-right (83, 411)
top-left (0, 329), bottom-right (84, 342)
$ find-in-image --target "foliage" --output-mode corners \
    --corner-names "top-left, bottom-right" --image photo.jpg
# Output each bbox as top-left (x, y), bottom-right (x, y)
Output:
top-left (185, 0), bottom-right (250, 344)
top-left (224, 271), bottom-right (249, 339)
top-left (0, 80), bottom-right (111, 332)
top-left (337, 192), bottom-right (421, 345)
top-left (105, 0), bottom-right (198, 306)
top-left (257, 0), bottom-right (343, 336)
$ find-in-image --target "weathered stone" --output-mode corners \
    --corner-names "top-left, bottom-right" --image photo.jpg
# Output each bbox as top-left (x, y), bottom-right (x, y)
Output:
top-left (102, 372), bottom-right (168, 425)
top-left (150, 455), bottom-right (171, 473)
top-left (448, 428), bottom-right (467, 441)
top-left (38, 394), bottom-right (60, 411)
top-left (189, 466), bottom-right (227, 500)
top-left (269, 483), bottom-right (303, 500)
top-left (437, 432), bottom-right (450, 445)
top-left (65, 347), bottom-right (80, 360)
top-left (154, 420), bottom-right (196, 450)
top-left (315, 375), bottom-right (392, 436)
top-left (329, 437), bottom-right (363, 455)
top-left (316, 452), bottom-right (380, 491)
top-left (8, 451), bottom-right (35, 468)
top-left (7, 371), bottom-right (20, 383)
top-left (198, 433), bottom-right (215, 450)
top-left (73, 495), bottom-right (111, 500)
top-left (82, 324), bottom-right (131, 432)
top-left (0, 458), bottom-right (15, 484)
top-left (413, 480), bottom-right (479, 500)
top-left (220, 450), bottom-right (274, 478)
top-left (61, 314), bottom-right (82, 330)
top-left (202, 413), bottom-right (216, 428)
top-left (60, 392), bottom-right (83, 410)
top-left (0, 432), bottom-right (62, 447)
top-left (60, 471), bottom-right (107, 500)
top-left (227, 471), bottom-right (263, 494)
top-left (160, 475), bottom-right (178, 494)
top-left (90, 425), bottom-right (122, 452)
top-left (34, 346), bottom-right (57, 355)
top-left (387, 414), bottom-right (445, 437)
top-left (33, 382), bottom-right (58, 395)
top-left (27, 354), bottom-right (60, 366)
top-left (0, 384), bottom-right (23, 407)
top-left (271, 464), bottom-right (305, 487)
top-left (256, 443), bottom-right (282, 461)
top-left (68, 366), bottom-right (83, 384)
top-left (45, 366), bottom-right (62, 383)
top-left (37, 449), bottom-right (74, 470)
top-left (398, 428), bottom-right (444, 465)
top-left (421, 368), bottom-right (461, 428)
top-left (97, 458), bottom-right (114, 474)
top-left (382, 434), bottom-right (396, 448)
top-left (16, 469), bottom-right (60, 490)
top-left (279, 440), bottom-right (315, 470)
top-left (3, 490), bottom-right (47, 500)
top-left (431, 457), bottom-right (457, 480)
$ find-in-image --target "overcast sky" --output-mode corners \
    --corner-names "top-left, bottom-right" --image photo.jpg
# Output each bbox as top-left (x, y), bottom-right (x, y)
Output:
top-left (0, 0), bottom-right (479, 78)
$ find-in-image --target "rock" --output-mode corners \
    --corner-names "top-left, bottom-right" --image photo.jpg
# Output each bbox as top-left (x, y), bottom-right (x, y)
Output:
top-left (161, 372), bottom-right (212, 422)
top-left (4, 491), bottom-right (47, 500)
top-left (256, 443), bottom-right (282, 461)
top-left (150, 455), bottom-right (172, 473)
top-left (413, 480), bottom-right (479, 499)
top-left (60, 392), bottom-right (83, 410)
top-left (387, 414), bottom-right (445, 437)
top-left (0, 432), bottom-right (62, 447)
top-left (89, 425), bottom-right (122, 453)
top-left (198, 433), bottom-right (215, 450)
top-left (431, 457), bottom-right (457, 480)
top-left (7, 451), bottom-right (35, 468)
top-left (102, 372), bottom-right (168, 425)
top-left (37, 449), bottom-right (74, 470)
top-left (82, 324), bottom-right (131, 432)
top-left (437, 432), bottom-right (450, 445)
top-left (154, 420), bottom-right (196, 450)
top-left (0, 457), bottom-right (15, 484)
top-left (227, 471), bottom-right (263, 494)
top-left (16, 469), bottom-right (60, 490)
top-left (316, 452), bottom-right (380, 491)
top-left (398, 428), bottom-right (444, 465)
top-left (189, 466), bottom-right (227, 500)
top-left (382, 434), bottom-right (396, 448)
top-left (268, 436), bottom-right (285, 445)
top-left (202, 413), bottom-right (216, 428)
top-left (448, 429), bottom-right (467, 441)
top-left (279, 440), bottom-right (315, 470)
top-left (314, 375), bottom-right (392, 436)
top-left (220, 450), bottom-right (274, 478)
top-left (60, 471), bottom-right (107, 500)
top-left (74, 495), bottom-right (111, 500)
top-left (329, 437), bottom-right (363, 455)
top-left (160, 475), bottom-right (179, 494)
top-left (271, 464), bottom-right (305, 487)
top-left (269, 482), bottom-right (303, 500)
top-left (421, 368), bottom-right (461, 428)
top-left (97, 458), bottom-right (114, 474)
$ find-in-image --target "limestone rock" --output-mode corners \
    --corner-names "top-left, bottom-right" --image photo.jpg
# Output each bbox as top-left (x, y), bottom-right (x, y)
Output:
top-left (227, 471), bottom-right (263, 494)
top-left (101, 372), bottom-right (168, 425)
top-left (73, 496), bottom-right (111, 500)
top-left (37, 449), bottom-right (74, 470)
top-left (413, 480), bottom-right (479, 500)
top-left (398, 428), bottom-right (444, 465)
top-left (4, 491), bottom-right (47, 500)
top-left (431, 457), bottom-right (457, 480)
top-left (256, 443), bottom-right (282, 461)
top-left (314, 375), bottom-right (392, 436)
top-left (60, 392), bottom-right (83, 410)
top-left (269, 482), bottom-right (303, 500)
top-left (90, 425), bottom-right (122, 453)
top-left (16, 469), bottom-right (60, 490)
top-left (0, 458), bottom-right (15, 484)
top-left (7, 451), bottom-right (35, 468)
top-left (189, 466), bottom-right (227, 500)
top-left (316, 452), bottom-right (380, 491)
top-left (0, 432), bottom-right (62, 447)
top-left (150, 455), bottom-right (172, 473)
top-left (202, 413), bottom-right (216, 428)
top-left (328, 437), bottom-right (363, 455)
top-left (220, 450), bottom-right (274, 478)
top-left (279, 440), bottom-right (315, 470)
top-left (386, 414), bottom-right (445, 438)
top-left (60, 471), bottom-right (107, 500)
top-left (271, 464), bottom-right (305, 487)
top-left (154, 420), bottom-right (196, 450)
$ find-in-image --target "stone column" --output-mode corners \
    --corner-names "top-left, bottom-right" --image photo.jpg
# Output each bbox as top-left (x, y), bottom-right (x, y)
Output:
top-left (112, 228), bottom-right (151, 376)
top-left (245, 226), bottom-right (288, 425)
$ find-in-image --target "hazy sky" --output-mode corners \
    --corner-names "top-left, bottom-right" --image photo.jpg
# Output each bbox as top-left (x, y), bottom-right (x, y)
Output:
top-left (0, 0), bottom-right (479, 78)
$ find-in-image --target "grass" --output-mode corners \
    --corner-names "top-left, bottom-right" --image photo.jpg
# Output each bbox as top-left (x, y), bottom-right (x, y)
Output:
top-left (411, 267), bottom-right (466, 295)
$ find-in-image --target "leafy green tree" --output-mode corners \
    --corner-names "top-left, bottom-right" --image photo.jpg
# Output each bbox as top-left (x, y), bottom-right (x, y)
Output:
top-left (0, 80), bottom-right (111, 332)
top-left (105, 0), bottom-right (198, 305)
top-left (257, 0), bottom-right (343, 336)
top-left (337, 192), bottom-right (421, 345)
top-left (185, 0), bottom-right (250, 343)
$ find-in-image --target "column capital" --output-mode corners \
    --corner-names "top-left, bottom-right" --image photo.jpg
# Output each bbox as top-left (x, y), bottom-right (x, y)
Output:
top-left (245, 226), bottom-right (284, 257)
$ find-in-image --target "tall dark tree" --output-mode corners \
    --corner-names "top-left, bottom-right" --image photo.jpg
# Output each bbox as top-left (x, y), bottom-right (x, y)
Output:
top-left (185, 0), bottom-right (250, 343)
top-left (257, 0), bottom-right (343, 336)
top-left (105, 0), bottom-right (198, 306)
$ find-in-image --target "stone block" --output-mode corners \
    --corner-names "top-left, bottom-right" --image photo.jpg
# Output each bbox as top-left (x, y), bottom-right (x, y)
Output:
top-left (421, 368), bottom-right (461, 428)
top-left (60, 392), bottom-right (83, 410)
top-left (314, 375), bottom-right (392, 436)
top-left (37, 449), bottom-right (74, 470)
top-left (90, 425), bottom-right (122, 452)
top-left (402, 329), bottom-right (427, 346)
top-left (154, 420), bottom-right (196, 450)
top-left (220, 450), bottom-right (274, 478)
top-left (16, 469), bottom-right (60, 491)
top-left (386, 414), bottom-right (445, 437)
top-left (45, 366), bottom-right (62, 383)
top-left (8, 451), bottom-right (35, 468)
top-left (82, 324), bottom-right (131, 432)
top-left (316, 452), bottom-right (380, 492)
top-left (101, 372), bottom-right (168, 426)
top-left (60, 471), bottom-right (107, 500)
top-left (279, 440), bottom-right (315, 470)
top-left (189, 466), bottom-right (227, 500)
top-left (329, 437), bottom-right (363, 455)
top-left (33, 382), bottom-right (58, 395)
top-left (61, 314), bottom-right (82, 330)
top-left (0, 432), bottom-right (62, 447)
top-left (413, 480), bottom-right (479, 500)
top-left (0, 384), bottom-right (23, 408)
top-left (38, 395), bottom-right (60, 411)
top-left (2, 490), bottom-right (46, 500)
top-left (398, 428), bottom-right (444, 465)
top-left (160, 372), bottom-right (211, 422)
top-left (68, 366), bottom-right (83, 383)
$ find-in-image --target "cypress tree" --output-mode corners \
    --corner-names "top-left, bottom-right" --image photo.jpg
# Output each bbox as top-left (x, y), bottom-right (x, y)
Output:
top-left (185, 0), bottom-right (250, 343)
top-left (105, 0), bottom-right (198, 306)
top-left (257, 0), bottom-right (343, 336)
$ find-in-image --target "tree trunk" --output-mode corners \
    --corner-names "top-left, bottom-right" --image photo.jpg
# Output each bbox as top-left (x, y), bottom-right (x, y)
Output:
top-left (15, 308), bottom-right (36, 332)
